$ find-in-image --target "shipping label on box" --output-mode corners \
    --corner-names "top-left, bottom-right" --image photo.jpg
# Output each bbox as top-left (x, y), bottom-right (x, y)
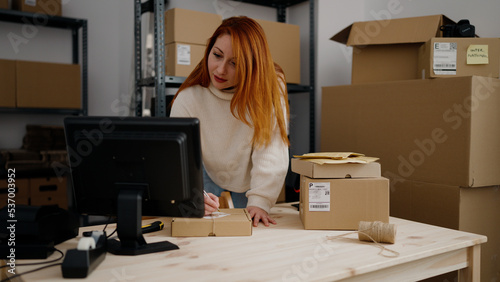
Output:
top-left (171, 208), bottom-right (252, 237)
top-left (291, 158), bottom-right (381, 179)
top-left (165, 43), bottom-right (205, 77)
top-left (300, 176), bottom-right (389, 230)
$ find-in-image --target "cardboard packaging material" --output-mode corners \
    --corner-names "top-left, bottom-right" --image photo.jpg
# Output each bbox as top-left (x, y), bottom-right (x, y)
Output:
top-left (418, 37), bottom-right (500, 79)
top-left (0, 59), bottom-right (16, 108)
top-left (0, 0), bottom-right (8, 9)
top-left (0, 178), bottom-right (30, 209)
top-left (29, 177), bottom-right (68, 210)
top-left (12, 0), bottom-right (62, 16)
top-left (331, 14), bottom-right (456, 84)
top-left (291, 158), bottom-right (381, 179)
top-left (391, 178), bottom-right (500, 281)
top-left (255, 19), bottom-right (301, 84)
top-left (300, 176), bottom-right (389, 230)
top-left (16, 60), bottom-right (81, 109)
top-left (171, 208), bottom-right (252, 237)
top-left (165, 42), bottom-right (205, 77)
top-left (321, 76), bottom-right (500, 187)
top-left (165, 8), bottom-right (222, 45)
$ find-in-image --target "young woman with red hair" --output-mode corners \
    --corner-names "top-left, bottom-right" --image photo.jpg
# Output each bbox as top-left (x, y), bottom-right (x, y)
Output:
top-left (170, 16), bottom-right (290, 227)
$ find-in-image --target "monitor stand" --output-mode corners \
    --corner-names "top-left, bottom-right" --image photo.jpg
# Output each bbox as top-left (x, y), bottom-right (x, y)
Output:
top-left (107, 185), bottom-right (179, 255)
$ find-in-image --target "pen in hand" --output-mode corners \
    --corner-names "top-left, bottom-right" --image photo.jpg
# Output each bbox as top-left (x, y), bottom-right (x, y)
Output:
top-left (203, 190), bottom-right (220, 212)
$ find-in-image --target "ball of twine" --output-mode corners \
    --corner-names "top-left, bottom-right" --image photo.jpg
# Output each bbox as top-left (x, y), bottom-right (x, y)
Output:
top-left (358, 221), bottom-right (397, 244)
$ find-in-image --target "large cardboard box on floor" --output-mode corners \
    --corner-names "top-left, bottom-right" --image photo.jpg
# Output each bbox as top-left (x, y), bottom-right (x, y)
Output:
top-left (165, 42), bottom-right (205, 77)
top-left (391, 178), bottom-right (500, 281)
top-left (331, 14), bottom-right (455, 84)
top-left (171, 208), bottom-right (252, 237)
top-left (291, 158), bottom-right (381, 179)
top-left (321, 76), bottom-right (500, 187)
top-left (418, 37), bottom-right (500, 79)
top-left (16, 60), bottom-right (81, 109)
top-left (165, 8), bottom-right (222, 45)
top-left (255, 19), bottom-right (301, 84)
top-left (0, 59), bottom-right (16, 108)
top-left (299, 176), bottom-right (389, 230)
top-left (12, 0), bottom-right (62, 16)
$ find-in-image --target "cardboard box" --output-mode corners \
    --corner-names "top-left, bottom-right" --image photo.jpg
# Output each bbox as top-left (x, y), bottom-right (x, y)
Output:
top-left (0, 59), bottom-right (16, 108)
top-left (165, 42), bottom-right (205, 77)
top-left (165, 8), bottom-right (222, 45)
top-left (255, 19), bottom-right (301, 84)
top-left (16, 60), bottom-right (81, 109)
top-left (29, 176), bottom-right (67, 198)
top-left (391, 178), bottom-right (500, 281)
top-left (12, 0), bottom-right (62, 16)
top-left (291, 158), bottom-right (381, 179)
top-left (299, 176), bottom-right (389, 230)
top-left (171, 208), bottom-right (252, 237)
top-left (0, 178), bottom-right (30, 209)
top-left (419, 37), bottom-right (500, 79)
top-left (321, 76), bottom-right (500, 187)
top-left (0, 0), bottom-right (8, 9)
top-left (331, 14), bottom-right (456, 84)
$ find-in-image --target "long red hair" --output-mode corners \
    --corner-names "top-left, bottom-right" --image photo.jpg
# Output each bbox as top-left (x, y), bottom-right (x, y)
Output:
top-left (172, 16), bottom-right (289, 148)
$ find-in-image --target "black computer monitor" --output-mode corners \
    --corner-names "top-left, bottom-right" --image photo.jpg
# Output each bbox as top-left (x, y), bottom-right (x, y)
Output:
top-left (63, 116), bottom-right (204, 255)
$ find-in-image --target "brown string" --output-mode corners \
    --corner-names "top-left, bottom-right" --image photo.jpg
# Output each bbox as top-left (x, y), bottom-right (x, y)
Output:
top-left (326, 221), bottom-right (400, 258)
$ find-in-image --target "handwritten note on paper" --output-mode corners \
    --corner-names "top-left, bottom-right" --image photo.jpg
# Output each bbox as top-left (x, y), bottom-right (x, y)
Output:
top-left (467, 45), bottom-right (489, 64)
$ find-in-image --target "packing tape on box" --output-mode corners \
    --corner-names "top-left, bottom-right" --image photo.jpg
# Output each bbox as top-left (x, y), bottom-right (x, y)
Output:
top-left (326, 221), bottom-right (399, 258)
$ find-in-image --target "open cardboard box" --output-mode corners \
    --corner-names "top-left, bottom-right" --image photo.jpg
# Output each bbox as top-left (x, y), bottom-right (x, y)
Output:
top-left (171, 208), bottom-right (252, 237)
top-left (331, 14), bottom-right (457, 84)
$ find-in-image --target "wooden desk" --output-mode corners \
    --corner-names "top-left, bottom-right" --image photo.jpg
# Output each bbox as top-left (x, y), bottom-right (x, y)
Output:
top-left (2, 204), bottom-right (487, 281)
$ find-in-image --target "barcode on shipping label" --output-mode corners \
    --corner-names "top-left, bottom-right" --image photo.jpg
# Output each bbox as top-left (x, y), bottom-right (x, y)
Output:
top-left (433, 42), bottom-right (457, 75)
top-left (309, 182), bottom-right (330, 211)
top-left (177, 44), bottom-right (191, 65)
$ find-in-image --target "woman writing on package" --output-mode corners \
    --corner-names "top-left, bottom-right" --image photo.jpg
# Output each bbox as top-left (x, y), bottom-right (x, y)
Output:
top-left (170, 16), bottom-right (290, 227)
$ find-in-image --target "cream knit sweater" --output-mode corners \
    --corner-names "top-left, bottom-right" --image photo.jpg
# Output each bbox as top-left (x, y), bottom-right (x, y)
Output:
top-left (170, 84), bottom-right (289, 213)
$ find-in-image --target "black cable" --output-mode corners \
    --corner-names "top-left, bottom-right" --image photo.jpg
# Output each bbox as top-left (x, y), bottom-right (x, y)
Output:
top-left (0, 248), bottom-right (64, 269)
top-left (0, 262), bottom-right (63, 282)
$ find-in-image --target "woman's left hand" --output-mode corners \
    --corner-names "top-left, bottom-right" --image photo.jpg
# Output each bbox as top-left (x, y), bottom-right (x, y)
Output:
top-left (246, 206), bottom-right (277, 227)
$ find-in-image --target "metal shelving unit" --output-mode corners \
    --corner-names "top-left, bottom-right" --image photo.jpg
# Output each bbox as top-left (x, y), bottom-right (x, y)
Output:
top-left (0, 9), bottom-right (88, 116)
top-left (134, 0), bottom-right (315, 152)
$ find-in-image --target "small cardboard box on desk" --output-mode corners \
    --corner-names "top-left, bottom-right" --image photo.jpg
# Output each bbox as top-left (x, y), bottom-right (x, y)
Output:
top-left (171, 208), bottom-right (252, 237)
top-left (292, 153), bottom-right (390, 230)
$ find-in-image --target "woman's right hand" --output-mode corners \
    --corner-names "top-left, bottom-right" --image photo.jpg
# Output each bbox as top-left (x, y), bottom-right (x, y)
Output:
top-left (204, 192), bottom-right (220, 216)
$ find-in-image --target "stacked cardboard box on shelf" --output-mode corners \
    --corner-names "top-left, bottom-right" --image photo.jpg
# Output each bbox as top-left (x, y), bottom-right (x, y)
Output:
top-left (12, 0), bottom-right (62, 16)
top-left (325, 14), bottom-right (500, 281)
top-left (0, 59), bottom-right (81, 109)
top-left (164, 8), bottom-right (222, 77)
top-left (291, 155), bottom-right (389, 230)
top-left (164, 8), bottom-right (301, 84)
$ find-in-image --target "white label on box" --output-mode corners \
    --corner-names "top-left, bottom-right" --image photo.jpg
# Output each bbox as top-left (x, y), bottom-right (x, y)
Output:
top-left (308, 182), bottom-right (330, 211)
top-left (25, 0), bottom-right (37, 6)
top-left (433, 42), bottom-right (457, 75)
top-left (176, 44), bottom-right (191, 66)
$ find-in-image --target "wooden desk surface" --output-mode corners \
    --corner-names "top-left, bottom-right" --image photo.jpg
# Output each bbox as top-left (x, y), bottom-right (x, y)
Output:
top-left (2, 204), bottom-right (487, 282)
